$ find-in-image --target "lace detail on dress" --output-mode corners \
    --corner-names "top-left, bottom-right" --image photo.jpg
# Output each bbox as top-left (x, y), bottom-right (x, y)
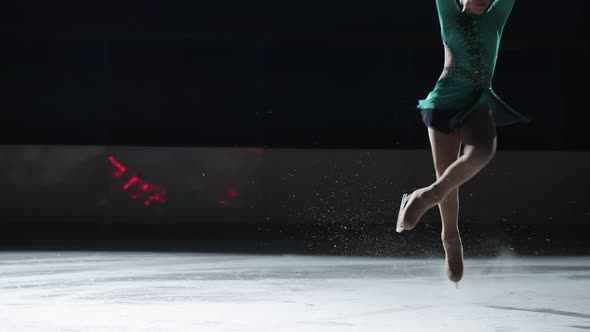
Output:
top-left (455, 13), bottom-right (491, 88)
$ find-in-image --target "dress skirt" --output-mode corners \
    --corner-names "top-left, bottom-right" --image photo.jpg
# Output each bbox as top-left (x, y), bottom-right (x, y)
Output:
top-left (417, 76), bottom-right (531, 134)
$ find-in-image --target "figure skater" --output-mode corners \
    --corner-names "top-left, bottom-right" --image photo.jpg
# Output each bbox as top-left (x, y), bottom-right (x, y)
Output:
top-left (396, 0), bottom-right (530, 283)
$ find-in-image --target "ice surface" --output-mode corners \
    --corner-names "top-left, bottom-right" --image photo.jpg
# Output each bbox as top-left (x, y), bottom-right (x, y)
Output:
top-left (1, 252), bottom-right (589, 331)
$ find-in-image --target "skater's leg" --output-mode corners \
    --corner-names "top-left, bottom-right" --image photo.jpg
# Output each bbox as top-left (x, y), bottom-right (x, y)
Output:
top-left (401, 106), bottom-right (497, 230)
top-left (434, 105), bottom-right (497, 198)
top-left (427, 127), bottom-right (461, 238)
top-left (428, 127), bottom-right (464, 282)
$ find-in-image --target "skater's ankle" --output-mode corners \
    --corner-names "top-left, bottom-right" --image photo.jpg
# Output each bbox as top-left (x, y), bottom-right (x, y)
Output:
top-left (417, 186), bottom-right (444, 204)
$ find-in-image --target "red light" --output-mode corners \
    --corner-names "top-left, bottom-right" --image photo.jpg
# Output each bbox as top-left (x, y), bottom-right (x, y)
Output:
top-left (108, 155), bottom-right (127, 177)
top-left (151, 192), bottom-right (165, 202)
top-left (157, 191), bottom-right (166, 202)
top-left (219, 199), bottom-right (227, 205)
top-left (123, 176), bottom-right (141, 190)
top-left (227, 187), bottom-right (238, 198)
top-left (108, 156), bottom-right (167, 207)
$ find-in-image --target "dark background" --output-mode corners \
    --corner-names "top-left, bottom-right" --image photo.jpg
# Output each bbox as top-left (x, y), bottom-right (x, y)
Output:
top-left (1, 0), bottom-right (589, 150)
top-left (1, 1), bottom-right (589, 256)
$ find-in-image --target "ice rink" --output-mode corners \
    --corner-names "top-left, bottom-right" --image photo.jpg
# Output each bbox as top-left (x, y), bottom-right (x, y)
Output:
top-left (1, 252), bottom-right (589, 332)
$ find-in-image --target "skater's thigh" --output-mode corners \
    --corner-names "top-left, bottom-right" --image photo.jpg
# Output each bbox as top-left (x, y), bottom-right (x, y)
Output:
top-left (428, 127), bottom-right (461, 178)
top-left (459, 105), bottom-right (497, 149)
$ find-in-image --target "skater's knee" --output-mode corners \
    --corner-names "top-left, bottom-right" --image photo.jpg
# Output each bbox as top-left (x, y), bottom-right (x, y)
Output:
top-left (466, 138), bottom-right (496, 166)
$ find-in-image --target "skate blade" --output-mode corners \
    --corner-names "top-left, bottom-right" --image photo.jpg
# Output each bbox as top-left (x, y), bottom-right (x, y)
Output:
top-left (396, 193), bottom-right (409, 233)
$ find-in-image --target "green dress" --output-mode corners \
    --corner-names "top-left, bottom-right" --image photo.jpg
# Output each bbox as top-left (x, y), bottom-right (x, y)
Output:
top-left (417, 0), bottom-right (530, 133)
